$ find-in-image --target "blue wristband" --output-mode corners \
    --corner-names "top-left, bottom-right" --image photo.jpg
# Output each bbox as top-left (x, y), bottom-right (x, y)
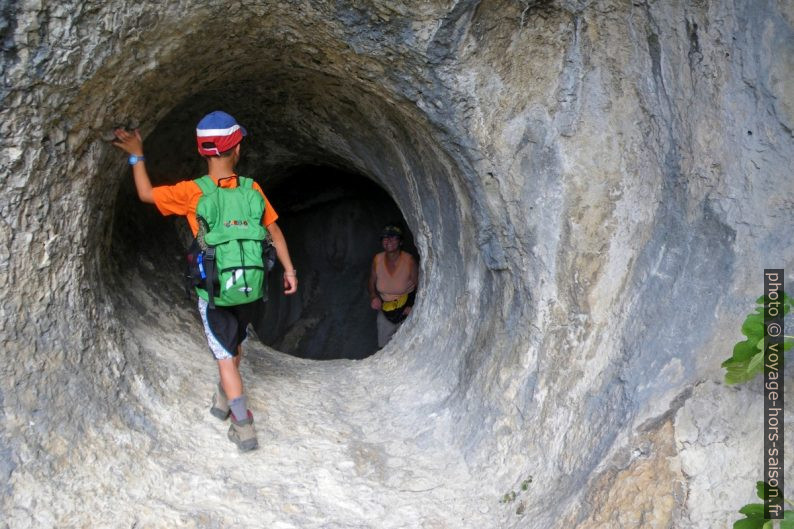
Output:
top-left (128, 154), bottom-right (145, 165)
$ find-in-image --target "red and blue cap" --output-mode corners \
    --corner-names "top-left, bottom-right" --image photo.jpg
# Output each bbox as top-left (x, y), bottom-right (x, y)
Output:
top-left (196, 111), bottom-right (247, 156)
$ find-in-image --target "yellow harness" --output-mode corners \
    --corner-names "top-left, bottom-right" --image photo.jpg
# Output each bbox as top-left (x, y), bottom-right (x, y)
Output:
top-left (381, 293), bottom-right (409, 312)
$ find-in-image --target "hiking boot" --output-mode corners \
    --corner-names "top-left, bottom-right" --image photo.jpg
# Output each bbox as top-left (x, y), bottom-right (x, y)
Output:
top-left (210, 383), bottom-right (231, 420)
top-left (228, 410), bottom-right (258, 452)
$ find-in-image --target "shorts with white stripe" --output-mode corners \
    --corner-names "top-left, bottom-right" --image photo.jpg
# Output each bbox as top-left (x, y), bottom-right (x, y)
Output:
top-left (197, 297), bottom-right (260, 360)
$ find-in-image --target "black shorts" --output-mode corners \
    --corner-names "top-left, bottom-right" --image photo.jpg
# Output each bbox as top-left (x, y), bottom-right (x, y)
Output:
top-left (198, 298), bottom-right (260, 360)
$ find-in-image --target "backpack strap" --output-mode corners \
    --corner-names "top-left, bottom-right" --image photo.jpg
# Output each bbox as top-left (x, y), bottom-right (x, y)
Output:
top-left (236, 176), bottom-right (269, 230)
top-left (194, 175), bottom-right (217, 195)
top-left (204, 247), bottom-right (216, 309)
top-left (194, 176), bottom-right (218, 308)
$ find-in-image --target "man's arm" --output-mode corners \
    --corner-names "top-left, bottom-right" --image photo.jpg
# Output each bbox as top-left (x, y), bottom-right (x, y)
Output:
top-left (112, 129), bottom-right (154, 203)
top-left (368, 257), bottom-right (381, 310)
top-left (267, 221), bottom-right (298, 295)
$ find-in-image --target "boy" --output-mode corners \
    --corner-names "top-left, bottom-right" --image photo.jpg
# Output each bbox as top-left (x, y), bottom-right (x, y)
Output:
top-left (112, 111), bottom-right (298, 451)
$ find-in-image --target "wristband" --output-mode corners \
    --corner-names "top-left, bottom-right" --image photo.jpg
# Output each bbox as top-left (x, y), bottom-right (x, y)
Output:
top-left (284, 270), bottom-right (297, 277)
top-left (128, 154), bottom-right (145, 165)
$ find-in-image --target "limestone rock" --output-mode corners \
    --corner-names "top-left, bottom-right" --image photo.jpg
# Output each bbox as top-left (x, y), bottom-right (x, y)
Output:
top-left (0, 0), bottom-right (792, 528)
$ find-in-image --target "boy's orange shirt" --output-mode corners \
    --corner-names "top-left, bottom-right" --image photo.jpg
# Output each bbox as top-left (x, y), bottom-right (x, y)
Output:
top-left (151, 174), bottom-right (278, 236)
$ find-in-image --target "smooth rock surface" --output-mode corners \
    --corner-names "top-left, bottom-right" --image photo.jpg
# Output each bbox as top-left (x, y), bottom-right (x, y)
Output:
top-left (0, 0), bottom-right (792, 528)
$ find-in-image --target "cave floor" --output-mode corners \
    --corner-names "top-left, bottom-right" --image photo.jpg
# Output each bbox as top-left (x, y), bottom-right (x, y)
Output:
top-left (8, 274), bottom-right (496, 528)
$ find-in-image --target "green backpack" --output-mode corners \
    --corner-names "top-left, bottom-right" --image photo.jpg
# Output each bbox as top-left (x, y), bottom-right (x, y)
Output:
top-left (189, 175), bottom-right (268, 308)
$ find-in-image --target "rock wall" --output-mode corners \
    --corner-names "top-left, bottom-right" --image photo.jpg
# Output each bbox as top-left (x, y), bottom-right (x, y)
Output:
top-left (0, 0), bottom-right (792, 527)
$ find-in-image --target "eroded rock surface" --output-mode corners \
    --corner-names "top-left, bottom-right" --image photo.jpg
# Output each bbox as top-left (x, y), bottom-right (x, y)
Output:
top-left (1, 1), bottom-right (792, 527)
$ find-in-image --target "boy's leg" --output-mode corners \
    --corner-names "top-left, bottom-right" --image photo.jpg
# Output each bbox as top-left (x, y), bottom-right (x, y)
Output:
top-left (234, 344), bottom-right (242, 368)
top-left (218, 355), bottom-right (250, 423)
top-left (212, 344), bottom-right (244, 418)
top-left (224, 310), bottom-right (251, 412)
top-left (198, 298), bottom-right (259, 450)
top-left (218, 357), bottom-right (243, 400)
top-left (224, 349), bottom-right (257, 451)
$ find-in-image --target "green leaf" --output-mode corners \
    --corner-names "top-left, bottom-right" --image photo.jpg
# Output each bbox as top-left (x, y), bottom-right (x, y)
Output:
top-left (757, 482), bottom-right (768, 500)
top-left (754, 292), bottom-right (792, 317)
top-left (725, 293), bottom-right (793, 385)
top-left (744, 313), bottom-right (764, 331)
top-left (739, 503), bottom-right (765, 518)
top-left (782, 510), bottom-right (794, 529)
top-left (734, 517), bottom-right (766, 529)
top-left (726, 372), bottom-right (755, 385)
top-left (725, 359), bottom-right (754, 384)
top-left (763, 521), bottom-right (773, 529)
top-left (734, 340), bottom-right (760, 361)
top-left (781, 292), bottom-right (791, 306)
top-left (742, 314), bottom-right (765, 340)
top-left (725, 373), bottom-right (753, 384)
top-left (756, 481), bottom-right (784, 501)
top-left (723, 357), bottom-right (746, 368)
top-left (747, 352), bottom-right (765, 377)
top-left (756, 292), bottom-right (792, 309)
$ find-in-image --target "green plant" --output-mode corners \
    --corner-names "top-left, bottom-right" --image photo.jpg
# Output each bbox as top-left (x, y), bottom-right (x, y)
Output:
top-left (499, 475), bottom-right (533, 505)
top-left (723, 294), bottom-right (794, 527)
top-left (500, 491), bottom-right (517, 504)
top-left (722, 293), bottom-right (793, 384)
top-left (734, 481), bottom-right (794, 528)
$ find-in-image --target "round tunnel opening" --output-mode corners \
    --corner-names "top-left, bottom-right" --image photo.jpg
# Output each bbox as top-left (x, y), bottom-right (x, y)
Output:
top-left (256, 164), bottom-right (418, 361)
top-left (107, 156), bottom-right (418, 363)
top-left (103, 70), bottom-right (463, 373)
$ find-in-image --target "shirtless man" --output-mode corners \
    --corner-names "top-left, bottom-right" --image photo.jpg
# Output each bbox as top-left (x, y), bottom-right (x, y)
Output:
top-left (368, 224), bottom-right (418, 347)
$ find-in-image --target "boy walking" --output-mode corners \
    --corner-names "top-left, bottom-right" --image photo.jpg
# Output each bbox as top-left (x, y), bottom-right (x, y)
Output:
top-left (112, 111), bottom-right (298, 451)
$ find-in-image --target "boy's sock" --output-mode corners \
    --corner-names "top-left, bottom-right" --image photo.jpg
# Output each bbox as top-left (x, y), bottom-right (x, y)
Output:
top-left (229, 395), bottom-right (248, 422)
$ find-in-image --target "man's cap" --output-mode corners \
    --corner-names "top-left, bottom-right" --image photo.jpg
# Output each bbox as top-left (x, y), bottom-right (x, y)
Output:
top-left (381, 224), bottom-right (403, 238)
top-left (196, 111), bottom-right (247, 156)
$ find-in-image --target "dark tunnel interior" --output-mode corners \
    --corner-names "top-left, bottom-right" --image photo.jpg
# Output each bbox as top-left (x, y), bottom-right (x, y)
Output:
top-left (255, 165), bottom-right (417, 360)
top-left (109, 153), bottom-right (417, 361)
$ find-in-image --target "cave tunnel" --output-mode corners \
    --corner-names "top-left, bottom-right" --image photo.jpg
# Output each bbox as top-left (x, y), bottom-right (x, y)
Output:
top-left (3, 1), bottom-right (792, 527)
top-left (107, 67), bottom-right (452, 367)
top-left (92, 38), bottom-right (500, 525)
top-left (113, 145), bottom-right (418, 361)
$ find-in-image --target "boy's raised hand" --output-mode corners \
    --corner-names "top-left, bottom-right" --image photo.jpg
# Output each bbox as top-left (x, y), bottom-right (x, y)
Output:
top-left (112, 128), bottom-right (144, 156)
top-left (112, 128), bottom-right (153, 203)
